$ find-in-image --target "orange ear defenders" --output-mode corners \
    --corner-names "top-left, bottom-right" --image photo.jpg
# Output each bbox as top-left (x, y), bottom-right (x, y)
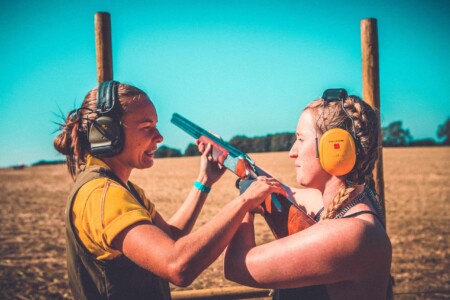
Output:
top-left (316, 89), bottom-right (357, 176)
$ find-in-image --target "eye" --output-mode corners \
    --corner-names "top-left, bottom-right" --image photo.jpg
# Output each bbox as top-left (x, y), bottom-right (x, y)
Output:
top-left (145, 127), bottom-right (158, 134)
top-left (140, 123), bottom-right (154, 131)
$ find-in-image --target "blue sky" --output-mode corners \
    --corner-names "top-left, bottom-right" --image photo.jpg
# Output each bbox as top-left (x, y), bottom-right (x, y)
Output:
top-left (0, 0), bottom-right (449, 167)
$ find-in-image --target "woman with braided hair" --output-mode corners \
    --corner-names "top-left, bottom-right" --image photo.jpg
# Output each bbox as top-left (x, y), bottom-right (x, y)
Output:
top-left (54, 81), bottom-right (286, 300)
top-left (224, 89), bottom-right (392, 300)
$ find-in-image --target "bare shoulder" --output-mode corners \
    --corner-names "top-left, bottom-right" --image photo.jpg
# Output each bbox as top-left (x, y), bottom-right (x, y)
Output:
top-left (314, 217), bottom-right (391, 276)
top-left (314, 218), bottom-right (392, 298)
top-left (318, 217), bottom-right (390, 252)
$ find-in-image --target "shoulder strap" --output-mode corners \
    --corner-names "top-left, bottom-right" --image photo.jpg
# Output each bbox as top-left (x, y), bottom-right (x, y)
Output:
top-left (342, 210), bottom-right (385, 226)
top-left (313, 207), bottom-right (324, 222)
top-left (127, 182), bottom-right (146, 208)
top-left (96, 168), bottom-right (146, 208)
top-left (72, 166), bottom-right (146, 208)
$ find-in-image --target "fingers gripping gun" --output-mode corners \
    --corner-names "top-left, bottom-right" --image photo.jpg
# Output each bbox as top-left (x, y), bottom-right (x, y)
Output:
top-left (171, 113), bottom-right (316, 239)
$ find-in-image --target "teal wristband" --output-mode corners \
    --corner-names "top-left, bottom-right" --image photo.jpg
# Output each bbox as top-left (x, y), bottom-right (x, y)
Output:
top-left (194, 181), bottom-right (211, 193)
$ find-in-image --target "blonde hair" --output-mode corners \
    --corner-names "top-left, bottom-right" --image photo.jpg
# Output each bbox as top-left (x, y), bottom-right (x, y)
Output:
top-left (53, 83), bottom-right (147, 179)
top-left (305, 95), bottom-right (379, 219)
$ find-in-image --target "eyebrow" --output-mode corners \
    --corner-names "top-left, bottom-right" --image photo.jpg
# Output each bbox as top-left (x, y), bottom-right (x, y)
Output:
top-left (139, 118), bottom-right (155, 124)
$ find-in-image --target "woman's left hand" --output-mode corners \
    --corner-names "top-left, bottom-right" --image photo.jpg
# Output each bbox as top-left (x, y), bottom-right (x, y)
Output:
top-left (196, 140), bottom-right (227, 186)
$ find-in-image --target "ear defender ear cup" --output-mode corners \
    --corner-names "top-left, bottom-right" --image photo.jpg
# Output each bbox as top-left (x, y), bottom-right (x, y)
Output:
top-left (88, 80), bottom-right (124, 157)
top-left (318, 128), bottom-right (356, 176)
top-left (89, 116), bottom-right (123, 157)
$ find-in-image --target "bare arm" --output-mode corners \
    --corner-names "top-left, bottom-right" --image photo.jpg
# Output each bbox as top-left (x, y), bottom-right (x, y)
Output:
top-left (112, 177), bottom-right (288, 287)
top-left (224, 217), bottom-right (389, 289)
top-left (163, 183), bottom-right (210, 239)
top-left (163, 142), bottom-right (226, 239)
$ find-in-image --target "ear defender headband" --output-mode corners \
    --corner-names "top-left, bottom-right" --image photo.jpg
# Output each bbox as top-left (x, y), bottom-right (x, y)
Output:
top-left (88, 80), bottom-right (124, 157)
top-left (316, 88), bottom-right (357, 176)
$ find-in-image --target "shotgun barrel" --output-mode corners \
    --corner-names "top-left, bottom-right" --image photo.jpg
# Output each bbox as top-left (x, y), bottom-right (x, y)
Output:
top-left (171, 113), bottom-right (257, 179)
top-left (171, 113), bottom-right (244, 158)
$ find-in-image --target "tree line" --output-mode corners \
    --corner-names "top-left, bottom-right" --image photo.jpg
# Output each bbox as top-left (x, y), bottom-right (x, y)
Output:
top-left (13, 118), bottom-right (447, 168)
top-left (154, 118), bottom-right (450, 158)
top-left (382, 118), bottom-right (450, 147)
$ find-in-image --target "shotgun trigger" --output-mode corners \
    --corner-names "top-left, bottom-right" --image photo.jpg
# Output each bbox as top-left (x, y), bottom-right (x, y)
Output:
top-left (235, 178), bottom-right (242, 190)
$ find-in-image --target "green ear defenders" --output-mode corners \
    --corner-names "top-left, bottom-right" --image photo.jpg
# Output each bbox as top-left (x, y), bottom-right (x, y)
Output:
top-left (88, 80), bottom-right (124, 157)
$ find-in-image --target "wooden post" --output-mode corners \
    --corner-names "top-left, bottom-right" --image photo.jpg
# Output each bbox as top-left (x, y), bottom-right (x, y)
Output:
top-left (361, 18), bottom-right (386, 221)
top-left (94, 12), bottom-right (113, 83)
top-left (171, 286), bottom-right (272, 300)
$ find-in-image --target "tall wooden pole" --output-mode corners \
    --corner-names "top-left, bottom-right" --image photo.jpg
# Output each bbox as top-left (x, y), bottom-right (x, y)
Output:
top-left (361, 18), bottom-right (386, 222)
top-left (95, 12), bottom-right (113, 83)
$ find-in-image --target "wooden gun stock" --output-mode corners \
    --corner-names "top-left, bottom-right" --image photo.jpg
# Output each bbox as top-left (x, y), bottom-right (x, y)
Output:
top-left (262, 195), bottom-right (316, 239)
top-left (239, 179), bottom-right (316, 239)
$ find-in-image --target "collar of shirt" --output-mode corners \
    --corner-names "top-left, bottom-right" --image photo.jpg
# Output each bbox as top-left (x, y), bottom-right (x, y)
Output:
top-left (86, 154), bottom-right (111, 170)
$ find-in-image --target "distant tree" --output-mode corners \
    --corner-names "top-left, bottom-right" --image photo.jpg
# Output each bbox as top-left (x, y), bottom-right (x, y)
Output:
top-left (154, 146), bottom-right (182, 158)
top-left (409, 139), bottom-right (437, 147)
top-left (229, 135), bottom-right (252, 153)
top-left (437, 118), bottom-right (450, 145)
top-left (382, 121), bottom-right (413, 147)
top-left (270, 133), bottom-right (296, 152)
top-left (253, 137), bottom-right (271, 152)
top-left (184, 143), bottom-right (201, 156)
top-left (230, 133), bottom-right (296, 153)
top-left (32, 160), bottom-right (65, 166)
top-left (12, 163), bottom-right (26, 170)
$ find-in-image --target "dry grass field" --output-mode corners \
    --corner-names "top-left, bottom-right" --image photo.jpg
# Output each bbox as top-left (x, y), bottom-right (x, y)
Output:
top-left (1, 147), bottom-right (449, 299)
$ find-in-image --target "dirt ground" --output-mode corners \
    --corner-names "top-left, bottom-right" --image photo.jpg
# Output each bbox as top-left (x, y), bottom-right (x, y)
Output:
top-left (0, 147), bottom-right (449, 299)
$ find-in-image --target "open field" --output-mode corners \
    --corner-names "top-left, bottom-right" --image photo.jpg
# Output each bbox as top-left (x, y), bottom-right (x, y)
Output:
top-left (1, 147), bottom-right (449, 299)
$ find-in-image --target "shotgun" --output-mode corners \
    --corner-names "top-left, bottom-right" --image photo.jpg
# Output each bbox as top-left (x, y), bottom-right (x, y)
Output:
top-left (171, 113), bottom-right (316, 238)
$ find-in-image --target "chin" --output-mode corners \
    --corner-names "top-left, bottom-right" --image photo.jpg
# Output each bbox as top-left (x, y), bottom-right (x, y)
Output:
top-left (299, 180), bottom-right (311, 188)
top-left (138, 159), bottom-right (154, 169)
top-left (298, 175), bottom-right (314, 188)
top-left (296, 171), bottom-right (307, 186)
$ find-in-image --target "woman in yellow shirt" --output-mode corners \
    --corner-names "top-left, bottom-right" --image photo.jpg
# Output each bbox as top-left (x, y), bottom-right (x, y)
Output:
top-left (54, 81), bottom-right (285, 300)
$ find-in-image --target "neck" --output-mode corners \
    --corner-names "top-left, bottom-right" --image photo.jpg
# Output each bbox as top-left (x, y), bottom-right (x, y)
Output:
top-left (322, 181), bottom-right (366, 210)
top-left (320, 177), bottom-right (346, 209)
top-left (102, 157), bottom-right (132, 184)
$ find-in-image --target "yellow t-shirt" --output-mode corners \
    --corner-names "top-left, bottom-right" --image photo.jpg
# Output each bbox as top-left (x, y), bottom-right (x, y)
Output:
top-left (72, 155), bottom-right (156, 260)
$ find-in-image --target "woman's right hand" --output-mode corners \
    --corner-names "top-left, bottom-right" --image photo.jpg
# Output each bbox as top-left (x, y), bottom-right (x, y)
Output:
top-left (240, 177), bottom-right (287, 210)
top-left (196, 141), bottom-right (226, 186)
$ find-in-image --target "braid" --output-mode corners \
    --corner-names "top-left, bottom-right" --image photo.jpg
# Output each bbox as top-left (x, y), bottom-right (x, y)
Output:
top-left (322, 185), bottom-right (355, 220)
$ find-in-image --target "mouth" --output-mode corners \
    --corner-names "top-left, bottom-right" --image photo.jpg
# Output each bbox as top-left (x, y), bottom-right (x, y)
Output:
top-left (145, 149), bottom-right (157, 157)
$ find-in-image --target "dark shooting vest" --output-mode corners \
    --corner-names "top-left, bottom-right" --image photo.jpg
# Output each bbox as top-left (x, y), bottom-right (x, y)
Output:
top-left (65, 166), bottom-right (171, 300)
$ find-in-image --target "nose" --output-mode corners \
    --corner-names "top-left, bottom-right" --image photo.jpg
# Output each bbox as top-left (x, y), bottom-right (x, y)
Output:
top-left (289, 141), bottom-right (298, 158)
top-left (154, 128), bottom-right (164, 144)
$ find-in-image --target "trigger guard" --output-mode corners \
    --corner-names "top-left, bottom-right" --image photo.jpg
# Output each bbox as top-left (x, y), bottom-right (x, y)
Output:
top-left (235, 178), bottom-right (241, 190)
